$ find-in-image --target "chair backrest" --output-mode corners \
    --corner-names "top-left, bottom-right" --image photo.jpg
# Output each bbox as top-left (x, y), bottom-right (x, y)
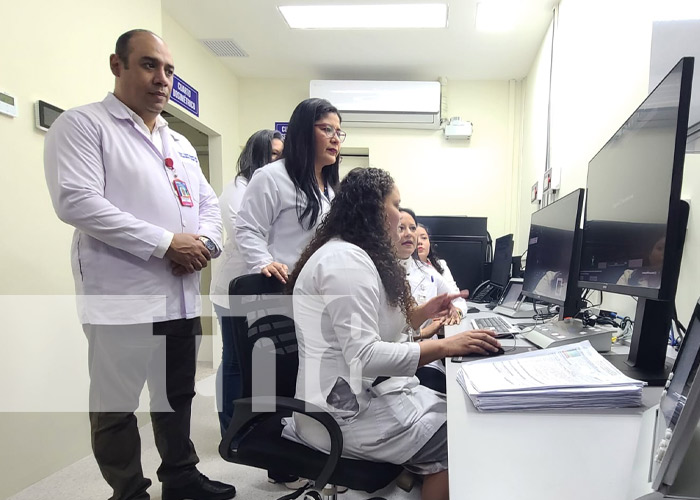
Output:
top-left (228, 274), bottom-right (299, 400)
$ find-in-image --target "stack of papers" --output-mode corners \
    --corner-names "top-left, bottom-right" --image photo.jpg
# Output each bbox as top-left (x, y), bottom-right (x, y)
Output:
top-left (456, 341), bottom-right (646, 411)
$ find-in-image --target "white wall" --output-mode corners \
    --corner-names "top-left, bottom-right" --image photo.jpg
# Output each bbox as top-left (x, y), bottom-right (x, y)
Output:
top-left (519, 0), bottom-right (700, 322)
top-left (0, 3), bottom-right (241, 497)
top-left (237, 78), bottom-right (521, 241)
top-left (516, 23), bottom-right (553, 254)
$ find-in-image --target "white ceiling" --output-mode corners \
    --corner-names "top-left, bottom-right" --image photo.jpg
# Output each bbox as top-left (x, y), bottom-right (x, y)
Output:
top-left (162, 0), bottom-right (559, 81)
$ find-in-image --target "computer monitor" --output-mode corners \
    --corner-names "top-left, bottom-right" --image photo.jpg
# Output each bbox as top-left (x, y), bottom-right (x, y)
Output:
top-left (490, 234), bottom-right (513, 287)
top-left (650, 298), bottom-right (700, 495)
top-left (578, 57), bottom-right (694, 384)
top-left (522, 188), bottom-right (585, 320)
top-left (419, 216), bottom-right (489, 292)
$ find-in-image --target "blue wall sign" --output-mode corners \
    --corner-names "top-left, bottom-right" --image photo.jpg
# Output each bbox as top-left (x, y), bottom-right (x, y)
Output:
top-left (170, 75), bottom-right (199, 117)
top-left (275, 121), bottom-right (288, 139)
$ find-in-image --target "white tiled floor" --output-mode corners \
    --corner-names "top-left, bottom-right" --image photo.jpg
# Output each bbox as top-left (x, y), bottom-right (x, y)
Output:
top-left (8, 370), bottom-right (420, 500)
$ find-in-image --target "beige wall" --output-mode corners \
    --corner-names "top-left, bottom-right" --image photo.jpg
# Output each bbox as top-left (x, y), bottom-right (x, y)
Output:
top-left (0, 3), bottom-right (240, 497)
top-left (161, 13), bottom-right (240, 190)
top-left (237, 78), bottom-right (521, 240)
top-left (519, 0), bottom-right (700, 321)
top-left (0, 2), bottom-right (161, 497)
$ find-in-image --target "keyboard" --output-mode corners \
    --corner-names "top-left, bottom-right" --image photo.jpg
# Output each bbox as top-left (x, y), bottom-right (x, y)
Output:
top-left (471, 316), bottom-right (519, 337)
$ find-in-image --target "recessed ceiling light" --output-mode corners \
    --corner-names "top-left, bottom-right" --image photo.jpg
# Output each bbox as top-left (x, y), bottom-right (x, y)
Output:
top-left (475, 1), bottom-right (520, 32)
top-left (278, 4), bottom-right (448, 29)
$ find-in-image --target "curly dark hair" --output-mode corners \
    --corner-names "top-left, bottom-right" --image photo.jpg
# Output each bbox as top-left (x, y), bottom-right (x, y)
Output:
top-left (288, 167), bottom-right (414, 318)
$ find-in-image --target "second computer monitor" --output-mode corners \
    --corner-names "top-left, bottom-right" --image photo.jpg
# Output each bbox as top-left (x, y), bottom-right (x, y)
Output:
top-left (522, 188), bottom-right (585, 318)
top-left (491, 234), bottom-right (514, 287)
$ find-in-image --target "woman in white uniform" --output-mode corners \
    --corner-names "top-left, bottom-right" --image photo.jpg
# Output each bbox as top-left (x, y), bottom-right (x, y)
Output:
top-left (397, 209), bottom-right (468, 394)
top-left (235, 98), bottom-right (344, 284)
top-left (283, 168), bottom-right (500, 500)
top-left (210, 129), bottom-right (283, 435)
top-left (397, 209), bottom-right (467, 338)
top-left (416, 223), bottom-right (460, 293)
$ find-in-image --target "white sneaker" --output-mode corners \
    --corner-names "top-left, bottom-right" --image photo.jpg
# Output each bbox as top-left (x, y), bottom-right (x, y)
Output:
top-left (267, 476), bottom-right (310, 490)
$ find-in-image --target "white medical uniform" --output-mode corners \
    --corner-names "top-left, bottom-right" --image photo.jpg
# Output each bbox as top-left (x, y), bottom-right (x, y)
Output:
top-left (44, 93), bottom-right (222, 325)
top-left (235, 160), bottom-right (333, 273)
top-left (282, 239), bottom-right (447, 464)
top-left (401, 258), bottom-right (467, 316)
top-left (210, 176), bottom-right (249, 307)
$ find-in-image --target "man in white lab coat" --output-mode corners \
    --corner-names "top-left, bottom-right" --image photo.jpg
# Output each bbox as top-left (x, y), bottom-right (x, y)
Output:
top-left (44, 29), bottom-right (235, 500)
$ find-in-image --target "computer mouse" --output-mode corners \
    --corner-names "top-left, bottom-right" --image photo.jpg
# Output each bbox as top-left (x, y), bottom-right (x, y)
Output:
top-left (467, 307), bottom-right (480, 314)
top-left (460, 346), bottom-right (505, 359)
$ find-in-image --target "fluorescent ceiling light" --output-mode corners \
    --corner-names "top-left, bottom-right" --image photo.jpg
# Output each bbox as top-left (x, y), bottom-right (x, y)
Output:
top-left (475, 1), bottom-right (520, 32)
top-left (279, 4), bottom-right (448, 29)
top-left (652, 0), bottom-right (700, 21)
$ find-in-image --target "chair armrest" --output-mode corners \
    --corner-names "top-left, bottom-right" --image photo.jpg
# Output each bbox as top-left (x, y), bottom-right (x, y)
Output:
top-left (218, 396), bottom-right (343, 490)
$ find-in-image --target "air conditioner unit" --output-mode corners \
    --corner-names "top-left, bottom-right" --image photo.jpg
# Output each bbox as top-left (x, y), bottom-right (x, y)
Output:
top-left (309, 80), bottom-right (441, 129)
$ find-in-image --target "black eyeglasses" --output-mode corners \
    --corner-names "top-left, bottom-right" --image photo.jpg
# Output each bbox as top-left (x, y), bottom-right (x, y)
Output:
top-left (315, 124), bottom-right (346, 143)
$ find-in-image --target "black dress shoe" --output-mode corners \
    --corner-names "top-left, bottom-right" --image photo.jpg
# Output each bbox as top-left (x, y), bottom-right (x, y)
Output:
top-left (162, 474), bottom-right (236, 500)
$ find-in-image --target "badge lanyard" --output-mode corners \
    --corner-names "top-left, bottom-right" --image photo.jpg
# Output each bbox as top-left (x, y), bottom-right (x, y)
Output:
top-left (160, 129), bottom-right (193, 207)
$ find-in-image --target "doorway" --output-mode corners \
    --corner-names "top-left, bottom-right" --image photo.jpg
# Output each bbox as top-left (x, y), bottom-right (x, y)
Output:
top-left (162, 109), bottom-right (217, 366)
top-left (339, 147), bottom-right (370, 178)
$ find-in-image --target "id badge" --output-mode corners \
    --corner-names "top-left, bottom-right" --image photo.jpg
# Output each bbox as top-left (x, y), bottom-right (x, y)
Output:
top-left (173, 178), bottom-right (194, 207)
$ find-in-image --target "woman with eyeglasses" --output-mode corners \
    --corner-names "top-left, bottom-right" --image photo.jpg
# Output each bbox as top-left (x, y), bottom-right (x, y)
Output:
top-left (235, 98), bottom-right (344, 284)
top-left (210, 128), bottom-right (283, 437)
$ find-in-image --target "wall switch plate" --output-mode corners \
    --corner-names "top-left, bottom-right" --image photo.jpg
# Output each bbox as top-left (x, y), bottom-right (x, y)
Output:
top-left (531, 181), bottom-right (539, 203)
top-left (0, 90), bottom-right (18, 117)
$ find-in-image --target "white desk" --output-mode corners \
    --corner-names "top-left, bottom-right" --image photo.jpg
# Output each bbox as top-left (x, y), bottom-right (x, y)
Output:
top-left (445, 315), bottom-right (662, 500)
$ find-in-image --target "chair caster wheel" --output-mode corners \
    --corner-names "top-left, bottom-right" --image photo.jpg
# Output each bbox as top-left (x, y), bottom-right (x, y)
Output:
top-left (303, 492), bottom-right (322, 500)
top-left (395, 469), bottom-right (415, 492)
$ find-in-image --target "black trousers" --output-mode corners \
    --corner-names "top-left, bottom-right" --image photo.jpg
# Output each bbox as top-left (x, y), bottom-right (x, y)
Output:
top-left (85, 319), bottom-right (202, 500)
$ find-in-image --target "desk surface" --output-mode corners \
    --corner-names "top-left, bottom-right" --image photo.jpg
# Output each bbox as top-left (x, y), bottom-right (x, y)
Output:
top-left (445, 313), bottom-right (662, 500)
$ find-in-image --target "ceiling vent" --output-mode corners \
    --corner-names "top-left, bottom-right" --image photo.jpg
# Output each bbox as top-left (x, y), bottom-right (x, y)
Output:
top-left (199, 39), bottom-right (249, 57)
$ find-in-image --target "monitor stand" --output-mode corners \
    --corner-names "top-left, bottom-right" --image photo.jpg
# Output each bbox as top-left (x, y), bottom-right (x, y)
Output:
top-left (607, 297), bottom-right (676, 386)
top-left (602, 353), bottom-right (673, 387)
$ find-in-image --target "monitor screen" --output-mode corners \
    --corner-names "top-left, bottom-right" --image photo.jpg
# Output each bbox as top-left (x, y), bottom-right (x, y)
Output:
top-left (491, 234), bottom-right (513, 286)
top-left (579, 57), bottom-right (693, 300)
top-left (498, 279), bottom-right (523, 310)
top-left (522, 189), bottom-right (584, 308)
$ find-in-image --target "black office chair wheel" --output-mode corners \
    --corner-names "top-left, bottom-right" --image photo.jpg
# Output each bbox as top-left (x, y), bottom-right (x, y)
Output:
top-left (302, 492), bottom-right (322, 500)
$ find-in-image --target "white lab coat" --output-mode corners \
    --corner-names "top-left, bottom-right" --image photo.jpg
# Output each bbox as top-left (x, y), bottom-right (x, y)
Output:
top-left (282, 239), bottom-right (447, 464)
top-left (235, 160), bottom-right (333, 273)
top-left (401, 258), bottom-right (468, 315)
top-left (44, 93), bottom-right (222, 325)
top-left (210, 176), bottom-right (249, 307)
top-left (438, 259), bottom-right (458, 290)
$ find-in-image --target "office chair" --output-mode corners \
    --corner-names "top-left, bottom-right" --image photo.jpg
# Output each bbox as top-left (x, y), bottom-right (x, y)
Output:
top-left (218, 274), bottom-right (402, 500)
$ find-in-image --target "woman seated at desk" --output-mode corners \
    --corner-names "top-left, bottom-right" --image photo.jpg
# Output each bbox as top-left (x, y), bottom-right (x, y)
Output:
top-left (282, 167), bottom-right (499, 500)
top-left (415, 223), bottom-right (460, 293)
top-left (397, 209), bottom-right (467, 338)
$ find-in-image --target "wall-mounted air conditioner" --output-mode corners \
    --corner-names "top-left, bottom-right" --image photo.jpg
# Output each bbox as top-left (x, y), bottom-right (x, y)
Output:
top-left (309, 80), bottom-right (441, 129)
